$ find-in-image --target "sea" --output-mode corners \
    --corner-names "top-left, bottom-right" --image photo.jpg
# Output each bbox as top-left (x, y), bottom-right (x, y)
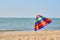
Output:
top-left (0, 18), bottom-right (60, 31)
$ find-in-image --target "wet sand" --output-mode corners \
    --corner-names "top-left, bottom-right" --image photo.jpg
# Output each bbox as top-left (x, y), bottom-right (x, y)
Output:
top-left (0, 30), bottom-right (60, 40)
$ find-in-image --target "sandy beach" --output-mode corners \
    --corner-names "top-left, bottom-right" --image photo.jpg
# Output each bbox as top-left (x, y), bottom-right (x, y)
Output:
top-left (0, 30), bottom-right (60, 40)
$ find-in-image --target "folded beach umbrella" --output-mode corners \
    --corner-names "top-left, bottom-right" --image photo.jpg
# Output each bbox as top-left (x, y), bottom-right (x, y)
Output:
top-left (34, 14), bottom-right (52, 31)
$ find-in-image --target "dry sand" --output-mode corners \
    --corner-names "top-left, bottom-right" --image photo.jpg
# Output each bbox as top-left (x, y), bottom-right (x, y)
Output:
top-left (0, 30), bottom-right (60, 40)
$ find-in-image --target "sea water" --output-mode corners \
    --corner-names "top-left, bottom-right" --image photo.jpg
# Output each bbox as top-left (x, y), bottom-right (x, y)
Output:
top-left (0, 18), bottom-right (60, 31)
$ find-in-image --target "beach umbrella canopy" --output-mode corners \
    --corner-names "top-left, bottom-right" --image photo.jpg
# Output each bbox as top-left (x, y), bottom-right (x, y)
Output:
top-left (34, 14), bottom-right (52, 31)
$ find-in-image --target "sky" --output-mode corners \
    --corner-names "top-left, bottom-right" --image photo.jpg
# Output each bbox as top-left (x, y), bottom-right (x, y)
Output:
top-left (0, 0), bottom-right (60, 18)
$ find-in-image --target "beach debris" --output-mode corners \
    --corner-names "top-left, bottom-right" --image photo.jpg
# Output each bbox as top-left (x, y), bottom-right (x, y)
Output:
top-left (34, 14), bottom-right (52, 31)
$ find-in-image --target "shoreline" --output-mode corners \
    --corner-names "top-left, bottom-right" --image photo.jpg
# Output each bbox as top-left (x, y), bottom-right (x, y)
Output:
top-left (0, 30), bottom-right (60, 40)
